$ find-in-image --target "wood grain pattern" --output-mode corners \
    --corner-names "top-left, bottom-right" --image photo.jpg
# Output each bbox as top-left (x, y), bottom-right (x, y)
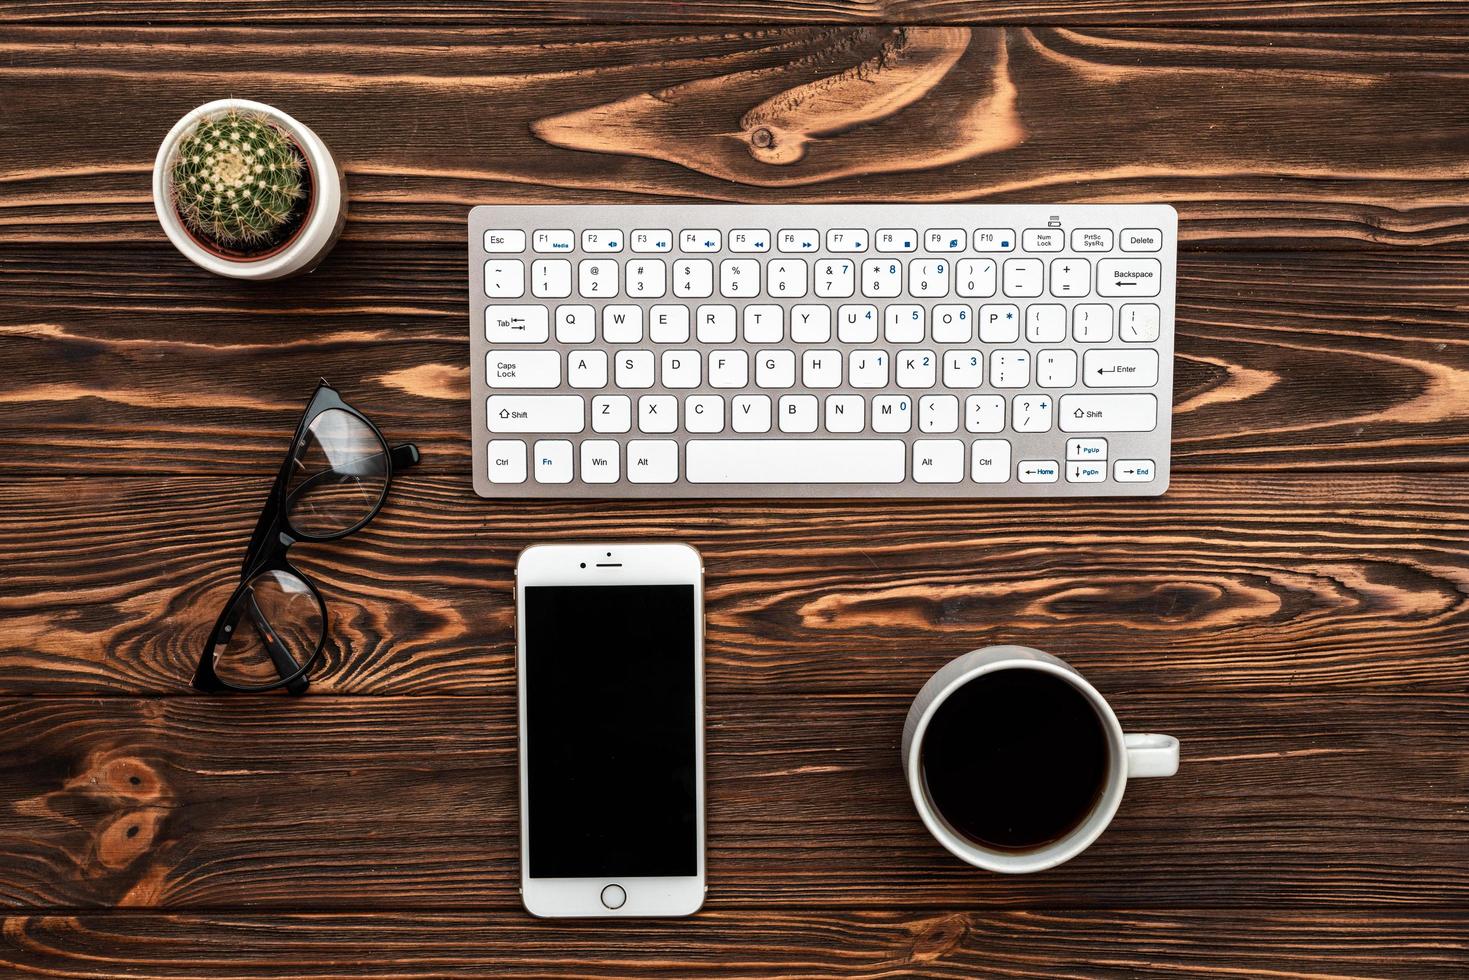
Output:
top-left (3, 910), bottom-right (1466, 978)
top-left (7, 0), bottom-right (1469, 28)
top-left (0, 693), bottom-right (1464, 911)
top-left (3, 245), bottom-right (1467, 476)
top-left (2, 474), bottom-right (1467, 696)
top-left (5, 27), bottom-right (1469, 247)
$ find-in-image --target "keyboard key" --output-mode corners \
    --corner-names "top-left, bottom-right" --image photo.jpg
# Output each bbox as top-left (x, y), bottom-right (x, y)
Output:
top-left (484, 230), bottom-right (525, 253)
top-left (778, 394), bottom-right (818, 433)
top-left (532, 230), bottom-right (574, 253)
top-left (638, 395), bottom-right (677, 433)
top-left (1019, 459), bottom-right (1060, 483)
top-left (1114, 458), bottom-right (1158, 481)
top-left (603, 305), bottom-right (643, 343)
top-left (697, 304), bottom-right (736, 343)
top-left (626, 259), bottom-right (667, 298)
top-left (1067, 460), bottom-right (1106, 483)
top-left (791, 304), bottom-right (832, 343)
top-left (1120, 229), bottom-right (1163, 252)
top-left (876, 229), bottom-right (919, 252)
top-left (1002, 258), bottom-right (1043, 297)
top-left (578, 259), bottom-right (618, 297)
top-left (531, 259), bottom-right (572, 298)
top-left (487, 350), bottom-right (560, 388)
top-left (971, 229), bottom-right (1015, 252)
top-left (1083, 348), bottom-right (1159, 387)
top-left (628, 440), bottom-right (678, 482)
top-left (955, 259), bottom-right (997, 298)
top-left (944, 350), bottom-right (982, 388)
top-left (729, 229), bottom-right (770, 253)
top-left (1022, 229), bottom-right (1064, 252)
top-left (673, 259), bottom-right (714, 298)
top-left (488, 440), bottom-right (527, 483)
top-left (534, 440), bottom-right (574, 483)
top-left (1059, 393), bottom-right (1158, 432)
top-left (933, 304), bottom-right (972, 343)
top-left (581, 229), bottom-right (622, 252)
top-left (816, 259), bottom-right (855, 298)
top-left (732, 394), bottom-right (771, 432)
top-left (485, 305), bottom-right (549, 343)
top-left (838, 304), bottom-right (878, 343)
top-left (768, 259), bottom-right (808, 298)
top-left (686, 440), bottom-right (904, 484)
top-left (685, 394), bottom-right (724, 433)
top-left (970, 439), bottom-right (1011, 482)
top-left (1071, 228), bottom-right (1114, 252)
top-left (709, 350), bottom-right (749, 388)
top-left (616, 350), bottom-right (655, 388)
top-left (825, 394), bottom-right (864, 432)
top-left (1067, 438), bottom-right (1108, 460)
top-left (861, 259), bottom-right (902, 297)
top-left (1050, 258), bottom-right (1090, 297)
top-left (979, 304), bottom-right (1020, 343)
top-left (925, 228), bottom-right (966, 252)
top-left (1037, 349), bottom-right (1077, 388)
top-left (918, 394), bottom-right (958, 432)
top-left (966, 395), bottom-right (1004, 433)
top-left (756, 349), bottom-right (796, 388)
top-left (849, 350), bottom-right (889, 388)
top-left (1120, 303), bottom-right (1161, 342)
top-left (873, 394), bottom-right (912, 433)
top-left (913, 439), bottom-right (964, 482)
top-left (662, 350), bottom-right (701, 388)
top-left (591, 395), bottom-right (631, 433)
top-left (567, 350), bottom-right (607, 388)
top-left (990, 350), bottom-right (1029, 388)
top-left (556, 304), bottom-right (594, 343)
top-left (681, 229), bottom-right (721, 252)
top-left (484, 260), bottom-right (525, 298)
top-left (1026, 304), bottom-right (1066, 343)
top-left (743, 305), bottom-right (783, 343)
top-left (1012, 394), bottom-right (1053, 433)
top-left (826, 229), bottom-right (867, 252)
top-left (1097, 258), bottom-right (1162, 296)
top-left (777, 229), bottom-right (820, 253)
top-left (631, 229), bottom-right (672, 252)
top-left (720, 259), bottom-right (760, 297)
top-left (580, 440), bottom-right (620, 482)
top-left (885, 305), bottom-right (925, 343)
top-left (650, 304), bottom-right (690, 343)
top-left (487, 395), bottom-right (584, 433)
top-left (897, 349), bottom-right (937, 388)
top-left (909, 259), bottom-right (949, 297)
top-left (803, 349), bottom-right (842, 388)
top-left (1073, 304), bottom-right (1114, 343)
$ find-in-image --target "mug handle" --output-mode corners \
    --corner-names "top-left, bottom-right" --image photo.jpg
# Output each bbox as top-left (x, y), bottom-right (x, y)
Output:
top-left (1125, 733), bottom-right (1180, 778)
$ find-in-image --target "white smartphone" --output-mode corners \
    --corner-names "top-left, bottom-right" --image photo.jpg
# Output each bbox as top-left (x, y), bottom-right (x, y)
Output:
top-left (515, 542), bottom-right (705, 918)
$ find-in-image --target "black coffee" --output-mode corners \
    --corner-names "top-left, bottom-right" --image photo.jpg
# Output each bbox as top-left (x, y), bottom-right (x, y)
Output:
top-left (920, 668), bottom-right (1109, 851)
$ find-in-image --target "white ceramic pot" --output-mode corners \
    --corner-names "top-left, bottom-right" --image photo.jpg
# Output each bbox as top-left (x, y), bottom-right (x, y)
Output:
top-left (152, 98), bottom-right (347, 280)
top-left (902, 645), bottom-right (1180, 873)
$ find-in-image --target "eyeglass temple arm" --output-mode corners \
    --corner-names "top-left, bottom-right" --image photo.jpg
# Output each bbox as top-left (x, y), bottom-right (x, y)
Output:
top-left (242, 591), bottom-right (310, 696)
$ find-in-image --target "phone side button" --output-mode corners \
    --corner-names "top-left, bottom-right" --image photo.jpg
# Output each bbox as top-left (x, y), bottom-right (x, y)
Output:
top-left (600, 883), bottom-right (627, 910)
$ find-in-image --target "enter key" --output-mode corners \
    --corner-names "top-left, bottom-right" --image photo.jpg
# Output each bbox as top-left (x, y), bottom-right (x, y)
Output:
top-left (1083, 348), bottom-right (1159, 388)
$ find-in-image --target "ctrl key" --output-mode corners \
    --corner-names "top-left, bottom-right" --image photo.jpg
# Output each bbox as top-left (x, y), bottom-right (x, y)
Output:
top-left (488, 440), bottom-right (527, 483)
top-left (1114, 459), bottom-right (1156, 482)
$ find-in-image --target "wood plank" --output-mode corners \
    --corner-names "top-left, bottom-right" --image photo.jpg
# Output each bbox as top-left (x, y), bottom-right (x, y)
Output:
top-left (7, 0), bottom-right (1469, 29)
top-left (0, 692), bottom-right (1464, 911)
top-left (3, 245), bottom-right (1467, 476)
top-left (4, 27), bottom-right (1469, 247)
top-left (2, 473), bottom-right (1467, 696)
top-left (2, 910), bottom-right (1466, 978)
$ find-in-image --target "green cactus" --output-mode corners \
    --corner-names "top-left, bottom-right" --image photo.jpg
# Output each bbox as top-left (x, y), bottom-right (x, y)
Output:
top-left (170, 109), bottom-right (305, 249)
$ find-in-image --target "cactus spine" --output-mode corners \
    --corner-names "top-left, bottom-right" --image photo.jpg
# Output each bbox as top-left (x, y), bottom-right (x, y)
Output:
top-left (170, 109), bottom-right (305, 249)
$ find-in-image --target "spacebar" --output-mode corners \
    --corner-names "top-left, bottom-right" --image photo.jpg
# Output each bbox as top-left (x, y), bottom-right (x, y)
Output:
top-left (686, 440), bottom-right (906, 484)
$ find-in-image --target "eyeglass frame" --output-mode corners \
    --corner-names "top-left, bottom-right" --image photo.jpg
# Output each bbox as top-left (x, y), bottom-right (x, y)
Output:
top-left (192, 381), bottom-right (420, 695)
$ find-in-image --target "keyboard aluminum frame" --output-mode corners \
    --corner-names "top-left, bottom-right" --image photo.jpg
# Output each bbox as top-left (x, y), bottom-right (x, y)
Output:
top-left (469, 204), bottom-right (1176, 499)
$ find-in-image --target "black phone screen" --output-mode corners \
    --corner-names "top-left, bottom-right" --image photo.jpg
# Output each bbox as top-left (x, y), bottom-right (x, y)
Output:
top-left (524, 584), bottom-right (698, 879)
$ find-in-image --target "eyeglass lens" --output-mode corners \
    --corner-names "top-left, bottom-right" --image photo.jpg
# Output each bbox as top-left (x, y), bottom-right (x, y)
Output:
top-left (212, 568), bottom-right (325, 689)
top-left (285, 407), bottom-right (390, 537)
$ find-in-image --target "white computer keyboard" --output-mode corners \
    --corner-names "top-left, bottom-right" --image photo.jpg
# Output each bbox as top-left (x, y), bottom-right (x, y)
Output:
top-left (468, 204), bottom-right (1176, 499)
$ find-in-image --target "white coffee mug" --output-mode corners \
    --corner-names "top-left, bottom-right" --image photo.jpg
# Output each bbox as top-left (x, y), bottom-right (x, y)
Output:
top-left (902, 645), bottom-right (1179, 873)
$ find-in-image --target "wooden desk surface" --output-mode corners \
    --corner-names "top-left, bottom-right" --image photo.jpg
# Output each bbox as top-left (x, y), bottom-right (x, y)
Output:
top-left (2, 4), bottom-right (1467, 977)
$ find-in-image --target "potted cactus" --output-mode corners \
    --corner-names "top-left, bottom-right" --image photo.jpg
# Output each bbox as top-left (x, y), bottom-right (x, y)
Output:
top-left (152, 99), bottom-right (346, 280)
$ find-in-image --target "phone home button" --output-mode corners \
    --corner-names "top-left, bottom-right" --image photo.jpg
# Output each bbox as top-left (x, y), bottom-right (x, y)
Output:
top-left (600, 883), bottom-right (627, 910)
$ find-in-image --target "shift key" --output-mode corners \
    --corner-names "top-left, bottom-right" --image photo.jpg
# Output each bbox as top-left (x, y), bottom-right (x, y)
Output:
top-left (1059, 394), bottom-right (1158, 432)
top-left (487, 395), bottom-right (585, 433)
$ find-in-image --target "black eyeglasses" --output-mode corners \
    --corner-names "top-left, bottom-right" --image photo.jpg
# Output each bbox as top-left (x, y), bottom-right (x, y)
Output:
top-left (193, 381), bottom-right (419, 694)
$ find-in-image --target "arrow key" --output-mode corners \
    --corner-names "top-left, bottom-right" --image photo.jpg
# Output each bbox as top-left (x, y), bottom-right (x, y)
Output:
top-left (1114, 459), bottom-right (1156, 482)
top-left (1018, 459), bottom-right (1060, 483)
